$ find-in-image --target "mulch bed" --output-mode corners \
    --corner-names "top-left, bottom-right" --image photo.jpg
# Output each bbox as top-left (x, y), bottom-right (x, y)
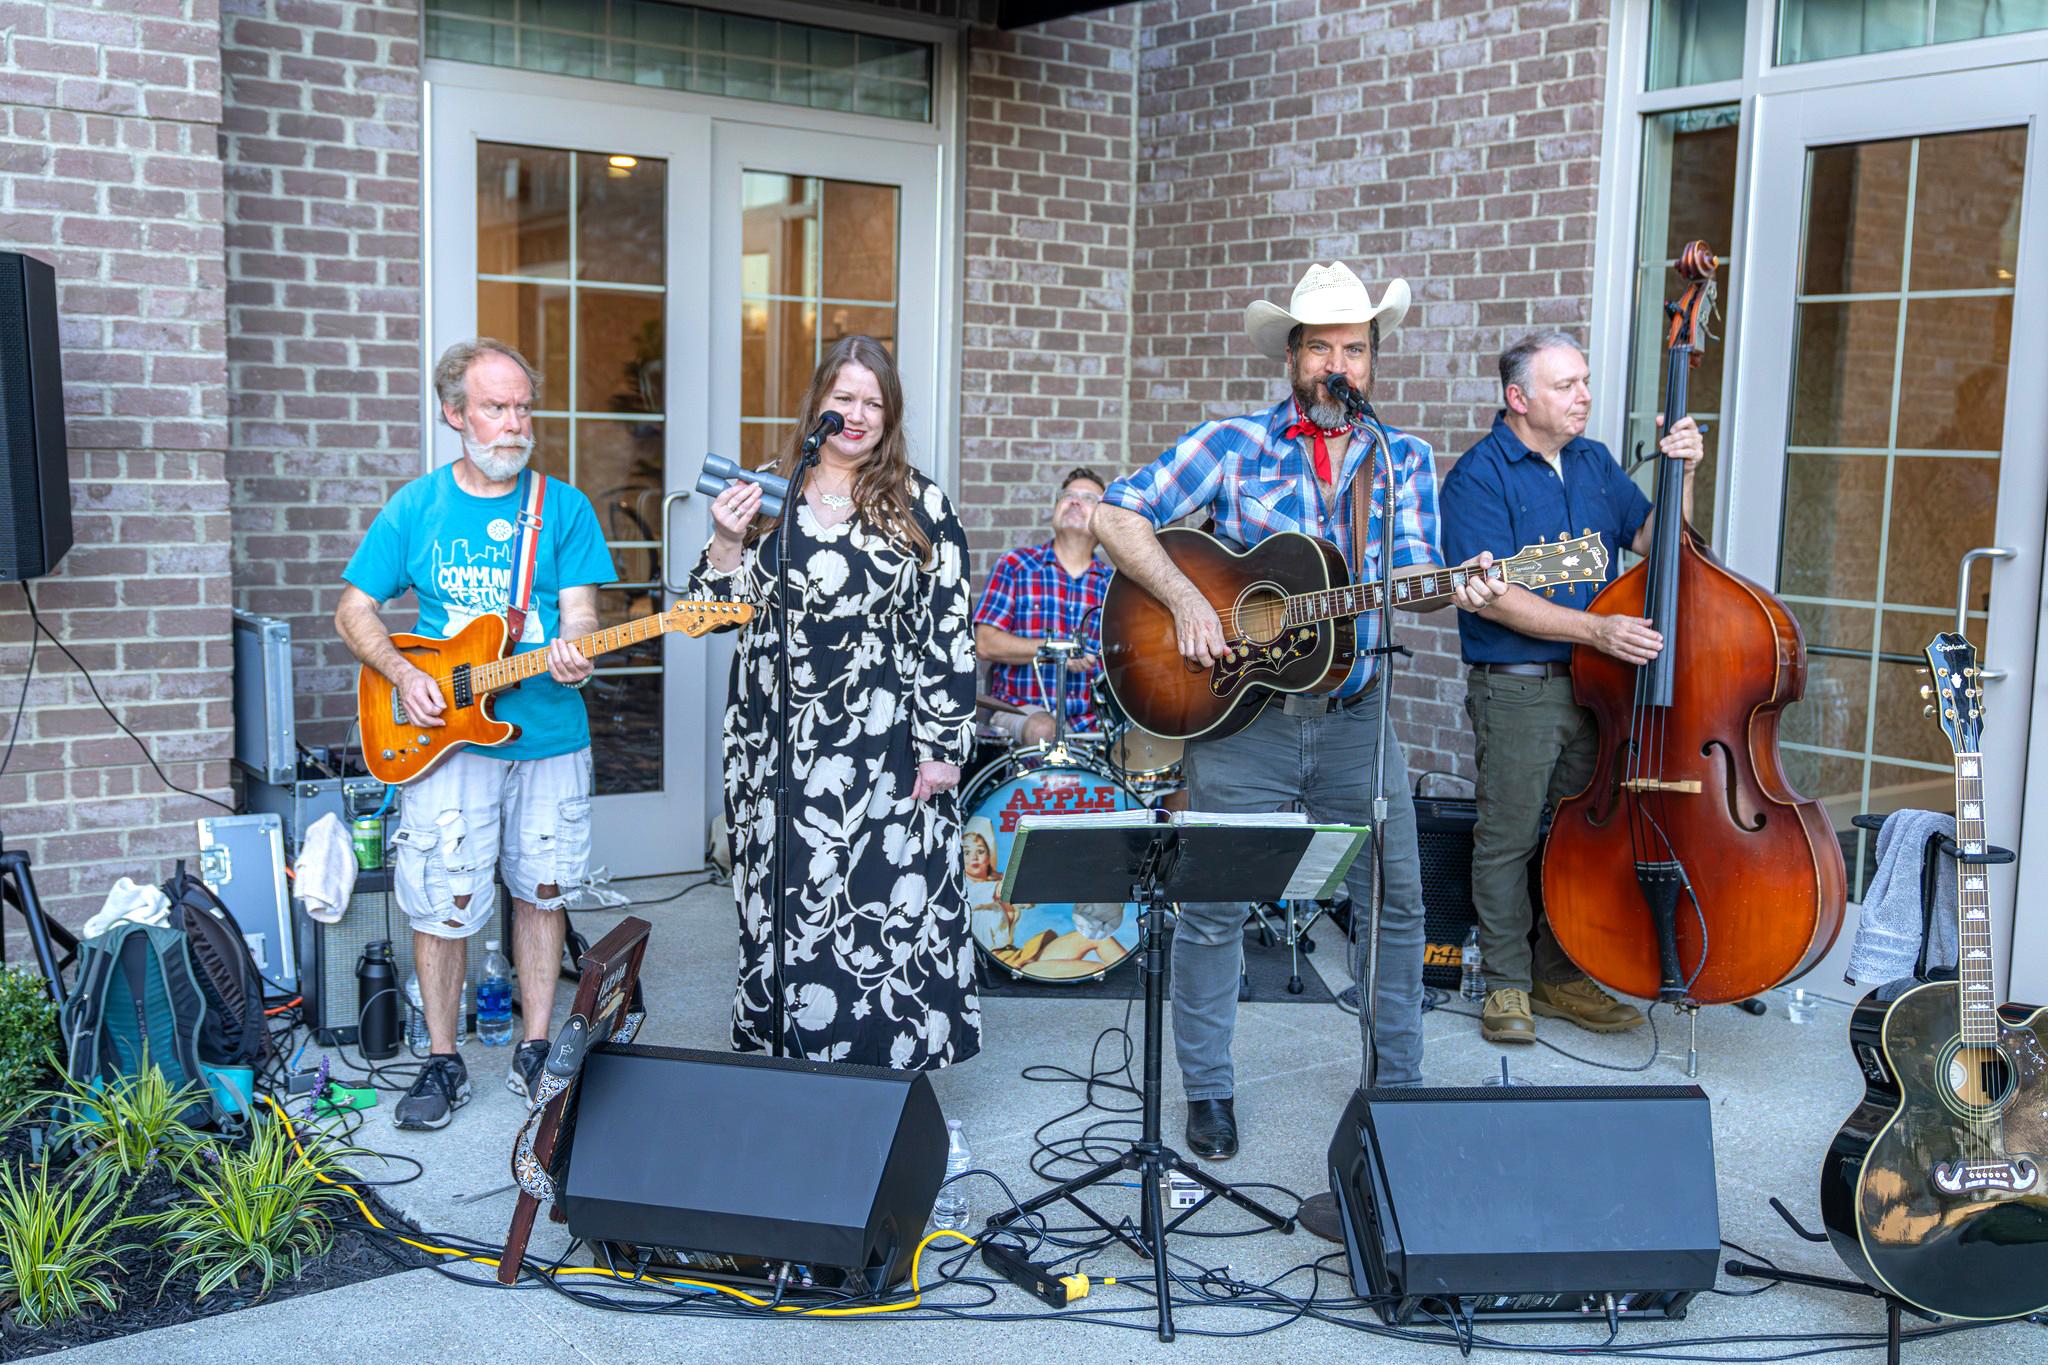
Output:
top-left (0, 1117), bottom-right (439, 1360)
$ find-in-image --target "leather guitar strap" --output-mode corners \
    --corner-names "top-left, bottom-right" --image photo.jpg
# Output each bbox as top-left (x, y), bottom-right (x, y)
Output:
top-left (504, 468), bottom-right (547, 648)
top-left (1349, 429), bottom-right (1373, 583)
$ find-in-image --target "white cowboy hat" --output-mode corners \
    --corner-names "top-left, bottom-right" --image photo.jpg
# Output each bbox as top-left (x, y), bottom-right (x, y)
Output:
top-left (1244, 262), bottom-right (1410, 360)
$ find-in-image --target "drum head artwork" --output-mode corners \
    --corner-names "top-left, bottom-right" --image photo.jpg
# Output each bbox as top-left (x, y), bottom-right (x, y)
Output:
top-left (960, 762), bottom-right (1142, 984)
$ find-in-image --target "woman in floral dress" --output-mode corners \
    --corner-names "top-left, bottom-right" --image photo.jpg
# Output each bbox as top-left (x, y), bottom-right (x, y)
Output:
top-left (692, 335), bottom-right (980, 1069)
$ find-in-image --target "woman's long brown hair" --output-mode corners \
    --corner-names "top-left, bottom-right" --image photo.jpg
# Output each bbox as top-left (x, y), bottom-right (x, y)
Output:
top-left (748, 334), bottom-right (932, 565)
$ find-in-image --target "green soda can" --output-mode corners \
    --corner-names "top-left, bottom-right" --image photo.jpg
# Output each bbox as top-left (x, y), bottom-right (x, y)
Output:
top-left (351, 815), bottom-right (385, 870)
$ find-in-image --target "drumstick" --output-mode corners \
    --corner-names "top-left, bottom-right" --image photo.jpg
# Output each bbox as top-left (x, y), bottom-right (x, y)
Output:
top-left (977, 694), bottom-right (1028, 717)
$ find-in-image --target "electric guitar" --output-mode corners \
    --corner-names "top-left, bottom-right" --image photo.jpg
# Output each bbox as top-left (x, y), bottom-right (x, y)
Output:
top-left (1818, 632), bottom-right (2048, 1320)
top-left (1099, 528), bottom-right (1607, 741)
top-left (357, 600), bottom-right (752, 785)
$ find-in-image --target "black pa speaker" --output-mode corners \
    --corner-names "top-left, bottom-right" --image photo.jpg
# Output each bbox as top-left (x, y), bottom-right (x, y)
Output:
top-left (1414, 788), bottom-right (1547, 989)
top-left (0, 251), bottom-right (72, 581)
top-left (560, 1044), bottom-right (946, 1294)
top-left (1328, 1085), bottom-right (1719, 1323)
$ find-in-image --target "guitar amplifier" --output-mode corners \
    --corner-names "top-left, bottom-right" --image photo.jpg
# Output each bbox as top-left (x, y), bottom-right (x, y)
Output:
top-left (296, 867), bottom-right (507, 1044)
top-left (1414, 781), bottom-right (1547, 990)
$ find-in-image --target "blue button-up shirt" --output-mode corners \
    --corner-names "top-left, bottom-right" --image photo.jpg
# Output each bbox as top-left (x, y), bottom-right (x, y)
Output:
top-left (1439, 412), bottom-right (1650, 665)
top-left (1102, 397), bottom-right (1444, 696)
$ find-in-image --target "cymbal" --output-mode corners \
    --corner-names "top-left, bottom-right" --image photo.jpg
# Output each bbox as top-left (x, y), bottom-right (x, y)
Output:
top-left (976, 694), bottom-right (1027, 716)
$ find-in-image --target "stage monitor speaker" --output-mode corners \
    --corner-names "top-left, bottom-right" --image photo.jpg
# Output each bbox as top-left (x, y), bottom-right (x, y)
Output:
top-left (560, 1044), bottom-right (946, 1294)
top-left (1328, 1085), bottom-right (1719, 1323)
top-left (0, 251), bottom-right (72, 582)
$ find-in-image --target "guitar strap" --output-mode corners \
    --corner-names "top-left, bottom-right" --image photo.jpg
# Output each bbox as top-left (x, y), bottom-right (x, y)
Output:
top-left (1349, 427), bottom-right (1375, 580)
top-left (504, 468), bottom-right (547, 648)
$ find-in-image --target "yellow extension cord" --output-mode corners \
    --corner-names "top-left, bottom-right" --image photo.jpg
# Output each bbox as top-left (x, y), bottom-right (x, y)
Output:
top-left (262, 1094), bottom-right (974, 1315)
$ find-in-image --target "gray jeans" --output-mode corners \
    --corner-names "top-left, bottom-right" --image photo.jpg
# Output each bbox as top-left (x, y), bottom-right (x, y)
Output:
top-left (1176, 694), bottom-right (1427, 1098)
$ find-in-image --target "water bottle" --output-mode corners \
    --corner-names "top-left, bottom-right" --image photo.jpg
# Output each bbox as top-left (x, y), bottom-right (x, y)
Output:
top-left (1785, 986), bottom-right (1816, 1024)
top-left (476, 941), bottom-right (514, 1046)
top-left (929, 1119), bottom-right (972, 1233)
top-left (403, 970), bottom-right (429, 1053)
top-left (356, 941), bottom-right (399, 1061)
top-left (1460, 926), bottom-right (1486, 1000)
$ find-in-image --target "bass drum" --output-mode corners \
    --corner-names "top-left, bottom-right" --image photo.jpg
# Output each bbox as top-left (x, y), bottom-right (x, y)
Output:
top-left (959, 754), bottom-right (1145, 984)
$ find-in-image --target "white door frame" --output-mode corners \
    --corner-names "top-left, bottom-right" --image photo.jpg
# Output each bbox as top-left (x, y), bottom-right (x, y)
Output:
top-left (1726, 62), bottom-right (2048, 999)
top-left (425, 82), bottom-right (713, 877)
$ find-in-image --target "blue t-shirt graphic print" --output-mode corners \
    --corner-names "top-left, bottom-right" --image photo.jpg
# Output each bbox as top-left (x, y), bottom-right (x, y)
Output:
top-left (344, 463), bottom-right (617, 761)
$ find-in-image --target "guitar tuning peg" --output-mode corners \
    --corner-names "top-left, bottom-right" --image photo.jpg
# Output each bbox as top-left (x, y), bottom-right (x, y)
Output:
top-left (1919, 683), bottom-right (1934, 700)
top-left (1923, 704), bottom-right (1938, 718)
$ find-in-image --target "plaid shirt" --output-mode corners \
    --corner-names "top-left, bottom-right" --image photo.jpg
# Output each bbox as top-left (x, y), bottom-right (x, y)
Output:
top-left (1102, 396), bottom-right (1444, 697)
top-left (972, 541), bottom-right (1110, 729)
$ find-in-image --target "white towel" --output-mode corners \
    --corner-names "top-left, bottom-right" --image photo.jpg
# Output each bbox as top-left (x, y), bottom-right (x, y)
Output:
top-left (294, 812), bottom-right (359, 925)
top-left (84, 877), bottom-right (171, 938)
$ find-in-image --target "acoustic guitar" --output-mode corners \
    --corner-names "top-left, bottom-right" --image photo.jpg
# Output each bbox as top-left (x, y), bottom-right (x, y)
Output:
top-left (357, 600), bottom-right (752, 785)
top-left (1818, 632), bottom-right (2048, 1320)
top-left (1099, 527), bottom-right (1606, 741)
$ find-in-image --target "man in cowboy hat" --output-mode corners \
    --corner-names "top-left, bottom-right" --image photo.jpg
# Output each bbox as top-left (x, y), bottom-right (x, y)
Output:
top-left (1094, 262), bottom-right (1507, 1191)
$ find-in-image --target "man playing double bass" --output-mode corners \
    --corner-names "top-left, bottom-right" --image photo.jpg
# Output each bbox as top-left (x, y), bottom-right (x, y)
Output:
top-left (1439, 331), bottom-right (1703, 1044)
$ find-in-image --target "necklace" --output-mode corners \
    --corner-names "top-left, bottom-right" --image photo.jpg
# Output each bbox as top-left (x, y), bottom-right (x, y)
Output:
top-left (820, 491), bottom-right (852, 508)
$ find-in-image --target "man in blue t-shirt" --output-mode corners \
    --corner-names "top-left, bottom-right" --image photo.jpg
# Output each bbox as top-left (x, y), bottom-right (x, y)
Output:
top-left (1439, 332), bottom-right (1701, 1046)
top-left (337, 338), bottom-right (616, 1130)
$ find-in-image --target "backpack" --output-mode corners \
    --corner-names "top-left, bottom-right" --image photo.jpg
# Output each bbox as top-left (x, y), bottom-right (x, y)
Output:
top-left (59, 919), bottom-right (215, 1129)
top-left (162, 861), bottom-right (271, 1072)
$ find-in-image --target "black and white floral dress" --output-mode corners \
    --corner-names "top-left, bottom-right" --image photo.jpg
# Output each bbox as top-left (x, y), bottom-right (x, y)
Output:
top-left (690, 475), bottom-right (980, 1070)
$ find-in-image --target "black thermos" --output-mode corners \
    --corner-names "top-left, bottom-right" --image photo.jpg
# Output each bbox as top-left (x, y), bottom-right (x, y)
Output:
top-left (357, 940), bottom-right (400, 1061)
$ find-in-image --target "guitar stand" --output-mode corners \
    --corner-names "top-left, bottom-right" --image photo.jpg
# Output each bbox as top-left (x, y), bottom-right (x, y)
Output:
top-left (0, 844), bottom-right (77, 1005)
top-left (1723, 1198), bottom-right (1938, 1365)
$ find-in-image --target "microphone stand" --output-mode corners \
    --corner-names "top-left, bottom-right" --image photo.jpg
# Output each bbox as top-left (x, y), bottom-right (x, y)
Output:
top-left (767, 417), bottom-right (838, 1059)
top-left (1344, 391), bottom-right (1401, 1091)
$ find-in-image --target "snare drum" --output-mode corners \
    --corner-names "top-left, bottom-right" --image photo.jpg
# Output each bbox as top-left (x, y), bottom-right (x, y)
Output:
top-left (959, 754), bottom-right (1144, 985)
top-left (1108, 726), bottom-right (1185, 788)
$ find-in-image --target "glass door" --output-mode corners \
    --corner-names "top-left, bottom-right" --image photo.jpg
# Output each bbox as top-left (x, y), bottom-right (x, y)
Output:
top-left (697, 122), bottom-right (944, 841)
top-left (429, 83), bottom-right (714, 878)
top-left (1727, 64), bottom-right (2048, 996)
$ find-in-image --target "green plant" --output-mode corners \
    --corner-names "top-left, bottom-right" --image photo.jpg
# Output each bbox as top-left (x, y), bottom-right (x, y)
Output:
top-left (43, 1062), bottom-right (210, 1181)
top-left (0, 1160), bottom-right (127, 1328)
top-left (0, 967), bottom-right (58, 1119)
top-left (153, 1115), bottom-right (359, 1301)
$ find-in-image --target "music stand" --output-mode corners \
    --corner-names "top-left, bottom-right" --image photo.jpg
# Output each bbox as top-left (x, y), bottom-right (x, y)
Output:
top-left (985, 812), bottom-right (1367, 1341)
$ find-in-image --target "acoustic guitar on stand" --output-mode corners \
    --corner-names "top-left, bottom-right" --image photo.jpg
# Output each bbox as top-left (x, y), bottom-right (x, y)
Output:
top-left (1099, 528), bottom-right (1607, 742)
top-left (358, 600), bottom-right (752, 785)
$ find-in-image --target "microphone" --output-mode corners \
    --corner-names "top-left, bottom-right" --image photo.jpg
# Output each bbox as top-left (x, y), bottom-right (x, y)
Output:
top-left (799, 410), bottom-right (845, 457)
top-left (1322, 372), bottom-right (1369, 416)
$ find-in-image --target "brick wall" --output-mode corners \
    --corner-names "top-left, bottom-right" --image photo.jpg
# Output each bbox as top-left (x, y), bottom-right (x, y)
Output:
top-left (956, 5), bottom-right (1140, 581)
top-left (221, 0), bottom-right (425, 748)
top-left (1126, 0), bottom-right (1612, 778)
top-left (0, 0), bottom-right (234, 931)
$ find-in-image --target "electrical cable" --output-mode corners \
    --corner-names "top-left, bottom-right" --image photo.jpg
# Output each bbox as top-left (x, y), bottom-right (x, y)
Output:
top-left (0, 586), bottom-right (38, 782)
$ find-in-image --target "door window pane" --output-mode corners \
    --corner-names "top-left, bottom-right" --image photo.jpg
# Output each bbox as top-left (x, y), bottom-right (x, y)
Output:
top-left (1625, 105), bottom-right (1739, 538)
top-left (1774, 126), bottom-right (2023, 894)
top-left (1647, 0), bottom-right (1747, 89)
top-left (1778, 0), bottom-right (2048, 64)
top-left (476, 141), bottom-right (668, 796)
top-left (738, 172), bottom-right (900, 468)
top-left (426, 1), bottom-right (934, 123)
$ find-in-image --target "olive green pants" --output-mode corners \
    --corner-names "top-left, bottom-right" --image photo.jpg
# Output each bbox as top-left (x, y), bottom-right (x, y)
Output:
top-left (1464, 669), bottom-right (1597, 993)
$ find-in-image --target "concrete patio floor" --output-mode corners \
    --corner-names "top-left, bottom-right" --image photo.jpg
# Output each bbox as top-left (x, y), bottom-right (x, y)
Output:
top-left (46, 874), bottom-right (2048, 1362)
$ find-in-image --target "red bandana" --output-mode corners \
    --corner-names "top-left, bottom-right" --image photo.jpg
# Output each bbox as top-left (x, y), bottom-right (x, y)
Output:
top-left (1283, 404), bottom-right (1351, 485)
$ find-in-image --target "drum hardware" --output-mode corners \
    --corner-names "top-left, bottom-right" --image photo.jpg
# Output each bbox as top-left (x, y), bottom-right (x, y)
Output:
top-left (1244, 898), bottom-right (1326, 997)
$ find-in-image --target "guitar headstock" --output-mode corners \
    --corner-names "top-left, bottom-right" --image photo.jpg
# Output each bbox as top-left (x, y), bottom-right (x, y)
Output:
top-left (1923, 632), bottom-right (1984, 754)
top-left (667, 600), bottom-right (755, 636)
top-left (1503, 533), bottom-right (1609, 592)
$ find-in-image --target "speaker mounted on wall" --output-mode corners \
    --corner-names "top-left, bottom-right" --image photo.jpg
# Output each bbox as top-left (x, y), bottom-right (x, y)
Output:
top-left (0, 251), bottom-right (73, 582)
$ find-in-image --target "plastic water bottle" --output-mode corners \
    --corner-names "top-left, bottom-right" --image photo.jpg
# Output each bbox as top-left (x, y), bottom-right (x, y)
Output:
top-left (403, 969), bottom-right (472, 1050)
top-left (930, 1119), bottom-right (972, 1233)
top-left (477, 942), bottom-right (514, 1046)
top-left (403, 971), bottom-right (429, 1053)
top-left (1460, 927), bottom-right (1486, 1000)
top-left (1785, 986), bottom-right (1817, 1024)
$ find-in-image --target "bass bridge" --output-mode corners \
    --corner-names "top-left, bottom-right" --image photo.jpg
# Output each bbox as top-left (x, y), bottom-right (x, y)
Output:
top-left (1210, 625), bottom-right (1321, 697)
top-left (1932, 1155), bottom-right (2041, 1196)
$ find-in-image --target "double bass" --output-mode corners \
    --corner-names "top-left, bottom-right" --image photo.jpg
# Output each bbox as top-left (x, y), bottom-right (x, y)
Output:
top-left (1542, 241), bottom-right (1846, 1005)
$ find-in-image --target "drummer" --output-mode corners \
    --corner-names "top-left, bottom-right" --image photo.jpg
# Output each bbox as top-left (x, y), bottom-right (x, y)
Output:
top-left (973, 466), bottom-right (1112, 745)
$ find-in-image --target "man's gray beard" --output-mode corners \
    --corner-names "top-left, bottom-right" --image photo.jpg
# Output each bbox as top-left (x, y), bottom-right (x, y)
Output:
top-left (1292, 385), bottom-right (1350, 431)
top-left (464, 434), bottom-right (533, 481)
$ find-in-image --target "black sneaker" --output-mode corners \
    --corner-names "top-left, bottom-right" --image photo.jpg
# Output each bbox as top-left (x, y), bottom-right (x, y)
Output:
top-left (394, 1054), bottom-right (471, 1130)
top-left (507, 1039), bottom-right (549, 1103)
